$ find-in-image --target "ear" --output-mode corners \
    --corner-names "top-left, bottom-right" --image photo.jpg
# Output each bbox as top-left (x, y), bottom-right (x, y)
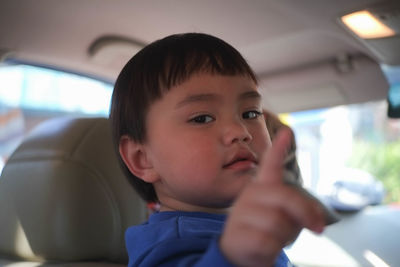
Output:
top-left (119, 135), bottom-right (160, 183)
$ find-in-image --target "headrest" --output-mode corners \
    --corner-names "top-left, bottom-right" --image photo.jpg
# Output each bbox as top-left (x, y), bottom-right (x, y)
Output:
top-left (0, 117), bottom-right (147, 263)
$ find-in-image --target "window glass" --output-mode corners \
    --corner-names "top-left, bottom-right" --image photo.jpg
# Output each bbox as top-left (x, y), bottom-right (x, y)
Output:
top-left (285, 65), bottom-right (400, 210)
top-left (0, 64), bottom-right (112, 114)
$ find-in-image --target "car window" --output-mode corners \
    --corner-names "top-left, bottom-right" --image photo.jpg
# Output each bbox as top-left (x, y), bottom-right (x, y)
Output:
top-left (286, 65), bottom-right (400, 209)
top-left (289, 99), bottom-right (399, 207)
top-left (283, 65), bottom-right (400, 267)
top-left (0, 63), bottom-right (113, 174)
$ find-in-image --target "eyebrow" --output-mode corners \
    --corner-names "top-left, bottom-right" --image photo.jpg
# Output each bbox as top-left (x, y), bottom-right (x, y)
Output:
top-left (175, 94), bottom-right (218, 109)
top-left (175, 90), bottom-right (261, 109)
top-left (239, 91), bottom-right (262, 101)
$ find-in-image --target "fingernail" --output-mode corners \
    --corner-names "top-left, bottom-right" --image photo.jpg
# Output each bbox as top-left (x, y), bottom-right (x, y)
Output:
top-left (313, 223), bottom-right (325, 234)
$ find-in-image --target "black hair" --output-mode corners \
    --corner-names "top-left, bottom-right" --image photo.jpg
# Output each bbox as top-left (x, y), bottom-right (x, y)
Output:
top-left (110, 32), bottom-right (257, 202)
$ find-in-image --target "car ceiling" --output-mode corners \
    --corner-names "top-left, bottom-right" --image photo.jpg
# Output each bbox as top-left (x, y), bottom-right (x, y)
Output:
top-left (0, 0), bottom-right (397, 113)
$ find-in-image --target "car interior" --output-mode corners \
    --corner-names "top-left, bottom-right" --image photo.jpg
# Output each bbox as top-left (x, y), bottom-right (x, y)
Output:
top-left (0, 0), bottom-right (399, 266)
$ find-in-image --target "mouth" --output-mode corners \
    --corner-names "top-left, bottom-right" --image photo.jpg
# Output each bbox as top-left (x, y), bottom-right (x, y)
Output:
top-left (223, 151), bottom-right (258, 170)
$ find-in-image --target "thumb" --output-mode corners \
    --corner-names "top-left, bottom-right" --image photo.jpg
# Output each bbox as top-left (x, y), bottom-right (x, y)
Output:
top-left (257, 128), bottom-right (292, 184)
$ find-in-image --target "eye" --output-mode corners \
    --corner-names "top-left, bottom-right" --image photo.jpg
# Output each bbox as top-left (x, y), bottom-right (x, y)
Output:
top-left (243, 110), bottom-right (262, 119)
top-left (189, 114), bottom-right (215, 124)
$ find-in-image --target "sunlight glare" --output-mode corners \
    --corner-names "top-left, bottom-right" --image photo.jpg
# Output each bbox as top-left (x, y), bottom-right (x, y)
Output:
top-left (364, 250), bottom-right (390, 267)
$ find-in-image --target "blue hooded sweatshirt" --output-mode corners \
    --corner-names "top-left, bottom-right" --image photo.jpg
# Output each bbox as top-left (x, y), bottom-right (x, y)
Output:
top-left (125, 211), bottom-right (291, 267)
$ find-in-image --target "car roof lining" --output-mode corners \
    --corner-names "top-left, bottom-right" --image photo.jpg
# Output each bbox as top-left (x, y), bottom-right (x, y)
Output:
top-left (0, 0), bottom-right (396, 112)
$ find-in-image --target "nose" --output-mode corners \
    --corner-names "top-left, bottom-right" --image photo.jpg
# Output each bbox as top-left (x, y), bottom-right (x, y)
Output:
top-left (222, 119), bottom-right (253, 145)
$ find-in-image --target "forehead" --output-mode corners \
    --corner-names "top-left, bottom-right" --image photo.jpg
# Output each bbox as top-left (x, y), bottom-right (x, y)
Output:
top-left (167, 73), bottom-right (259, 97)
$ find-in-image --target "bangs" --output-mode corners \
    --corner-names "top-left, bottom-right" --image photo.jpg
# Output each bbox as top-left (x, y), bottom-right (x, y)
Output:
top-left (159, 40), bottom-right (258, 90)
top-left (138, 33), bottom-right (257, 98)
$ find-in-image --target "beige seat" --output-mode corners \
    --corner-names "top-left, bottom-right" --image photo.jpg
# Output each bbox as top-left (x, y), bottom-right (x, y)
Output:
top-left (0, 117), bottom-right (147, 266)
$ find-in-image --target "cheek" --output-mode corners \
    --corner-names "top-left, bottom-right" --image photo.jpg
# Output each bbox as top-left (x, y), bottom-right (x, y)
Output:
top-left (158, 141), bottom-right (222, 195)
top-left (151, 132), bottom-right (220, 175)
top-left (252, 123), bottom-right (271, 144)
top-left (176, 136), bottom-right (220, 172)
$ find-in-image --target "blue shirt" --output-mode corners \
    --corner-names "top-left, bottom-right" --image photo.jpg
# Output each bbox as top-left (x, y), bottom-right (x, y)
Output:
top-left (125, 211), bottom-right (291, 267)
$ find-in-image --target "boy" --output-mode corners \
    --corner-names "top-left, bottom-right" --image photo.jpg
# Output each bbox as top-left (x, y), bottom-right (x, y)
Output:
top-left (110, 33), bottom-right (326, 267)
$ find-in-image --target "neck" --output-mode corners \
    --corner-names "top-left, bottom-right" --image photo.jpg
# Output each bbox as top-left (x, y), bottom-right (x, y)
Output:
top-left (158, 200), bottom-right (230, 215)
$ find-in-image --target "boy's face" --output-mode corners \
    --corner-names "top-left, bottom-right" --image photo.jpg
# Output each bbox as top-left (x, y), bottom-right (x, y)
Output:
top-left (143, 73), bottom-right (271, 212)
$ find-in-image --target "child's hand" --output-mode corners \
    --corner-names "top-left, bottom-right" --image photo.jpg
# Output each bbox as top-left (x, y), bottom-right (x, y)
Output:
top-left (220, 128), bottom-right (326, 267)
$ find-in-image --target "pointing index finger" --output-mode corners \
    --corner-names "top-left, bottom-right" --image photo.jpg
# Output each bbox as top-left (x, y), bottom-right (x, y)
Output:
top-left (257, 128), bottom-right (292, 185)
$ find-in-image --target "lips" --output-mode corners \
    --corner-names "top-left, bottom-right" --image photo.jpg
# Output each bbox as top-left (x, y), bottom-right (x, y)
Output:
top-left (223, 150), bottom-right (258, 170)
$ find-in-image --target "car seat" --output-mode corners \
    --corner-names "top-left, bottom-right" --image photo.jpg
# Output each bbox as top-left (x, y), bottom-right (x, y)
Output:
top-left (0, 117), bottom-right (147, 266)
